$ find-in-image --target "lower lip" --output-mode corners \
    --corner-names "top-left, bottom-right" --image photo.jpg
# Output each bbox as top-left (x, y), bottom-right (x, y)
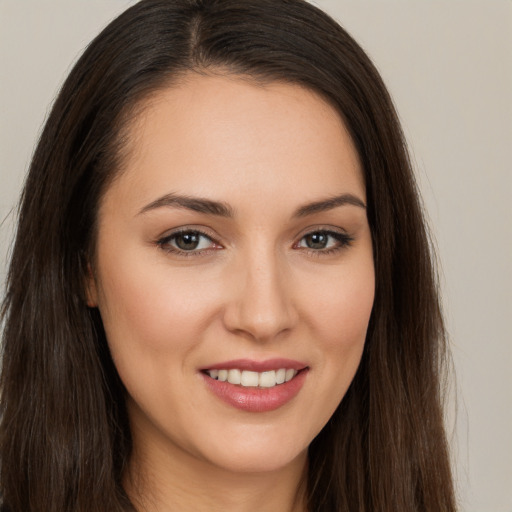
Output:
top-left (202, 369), bottom-right (308, 413)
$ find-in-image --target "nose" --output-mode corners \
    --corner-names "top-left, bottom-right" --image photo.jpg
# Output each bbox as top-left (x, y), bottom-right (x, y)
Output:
top-left (222, 249), bottom-right (298, 342)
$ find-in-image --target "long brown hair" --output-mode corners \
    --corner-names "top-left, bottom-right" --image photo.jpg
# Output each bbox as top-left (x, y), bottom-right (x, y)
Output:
top-left (0, 1), bottom-right (456, 510)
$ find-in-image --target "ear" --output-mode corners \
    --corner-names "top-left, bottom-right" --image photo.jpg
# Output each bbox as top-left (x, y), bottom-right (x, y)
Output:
top-left (84, 263), bottom-right (99, 308)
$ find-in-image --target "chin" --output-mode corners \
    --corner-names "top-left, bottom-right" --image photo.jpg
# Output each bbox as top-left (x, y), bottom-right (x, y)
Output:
top-left (194, 428), bottom-right (309, 475)
top-left (208, 446), bottom-right (307, 475)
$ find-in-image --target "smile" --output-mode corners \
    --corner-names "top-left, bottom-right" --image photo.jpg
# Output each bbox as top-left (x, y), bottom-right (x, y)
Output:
top-left (201, 359), bottom-right (309, 413)
top-left (205, 368), bottom-right (298, 388)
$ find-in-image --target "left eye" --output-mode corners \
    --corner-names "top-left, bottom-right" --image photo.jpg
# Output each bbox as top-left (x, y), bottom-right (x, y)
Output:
top-left (297, 231), bottom-right (350, 250)
top-left (160, 231), bottom-right (215, 252)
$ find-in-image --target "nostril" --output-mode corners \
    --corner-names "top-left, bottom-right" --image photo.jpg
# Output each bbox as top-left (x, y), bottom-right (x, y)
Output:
top-left (220, 261), bottom-right (298, 340)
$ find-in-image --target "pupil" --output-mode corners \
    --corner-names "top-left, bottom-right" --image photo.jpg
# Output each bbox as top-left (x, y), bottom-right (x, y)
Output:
top-left (176, 232), bottom-right (200, 250)
top-left (306, 233), bottom-right (328, 249)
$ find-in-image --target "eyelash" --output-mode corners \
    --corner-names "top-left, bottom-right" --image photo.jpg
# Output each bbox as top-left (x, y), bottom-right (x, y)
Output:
top-left (156, 228), bottom-right (219, 258)
top-left (156, 228), bottom-right (354, 258)
top-left (296, 230), bottom-right (354, 257)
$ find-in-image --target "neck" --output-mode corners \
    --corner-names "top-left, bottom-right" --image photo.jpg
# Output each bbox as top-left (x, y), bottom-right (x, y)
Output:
top-left (124, 425), bottom-right (308, 512)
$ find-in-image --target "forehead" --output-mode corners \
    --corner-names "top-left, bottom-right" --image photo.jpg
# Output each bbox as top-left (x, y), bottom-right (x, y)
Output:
top-left (106, 73), bottom-right (365, 213)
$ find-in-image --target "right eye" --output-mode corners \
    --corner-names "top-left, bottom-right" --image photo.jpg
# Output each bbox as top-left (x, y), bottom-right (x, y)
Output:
top-left (157, 229), bottom-right (220, 255)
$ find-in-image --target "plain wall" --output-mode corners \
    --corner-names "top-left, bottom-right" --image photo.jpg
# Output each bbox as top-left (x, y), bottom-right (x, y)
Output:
top-left (1, 1), bottom-right (511, 511)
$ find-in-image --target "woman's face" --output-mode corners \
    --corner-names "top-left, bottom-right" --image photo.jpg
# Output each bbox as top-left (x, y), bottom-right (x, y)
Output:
top-left (88, 74), bottom-right (375, 476)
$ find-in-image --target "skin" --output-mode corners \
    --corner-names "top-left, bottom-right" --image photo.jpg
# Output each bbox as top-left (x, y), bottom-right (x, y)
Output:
top-left (87, 74), bottom-right (375, 512)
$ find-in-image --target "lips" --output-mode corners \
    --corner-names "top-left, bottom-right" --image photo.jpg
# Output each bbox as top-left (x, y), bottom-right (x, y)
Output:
top-left (200, 358), bottom-right (309, 412)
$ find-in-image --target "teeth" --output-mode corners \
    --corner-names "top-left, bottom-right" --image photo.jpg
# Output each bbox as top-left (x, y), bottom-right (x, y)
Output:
top-left (240, 370), bottom-right (259, 387)
top-left (227, 369), bottom-right (241, 385)
top-left (285, 369), bottom-right (296, 382)
top-left (206, 368), bottom-right (299, 387)
top-left (259, 370), bottom-right (276, 388)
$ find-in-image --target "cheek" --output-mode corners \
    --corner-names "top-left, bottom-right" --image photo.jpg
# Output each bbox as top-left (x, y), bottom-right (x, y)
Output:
top-left (307, 263), bottom-right (374, 343)
top-left (283, 262), bottom-right (374, 441)
top-left (95, 257), bottom-right (225, 426)
top-left (302, 262), bottom-right (374, 392)
top-left (96, 248), bottom-right (222, 358)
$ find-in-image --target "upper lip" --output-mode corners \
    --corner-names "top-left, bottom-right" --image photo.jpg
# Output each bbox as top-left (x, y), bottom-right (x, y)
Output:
top-left (201, 358), bottom-right (308, 372)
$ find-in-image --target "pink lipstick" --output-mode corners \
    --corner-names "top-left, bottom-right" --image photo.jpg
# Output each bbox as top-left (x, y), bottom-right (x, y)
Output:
top-left (200, 358), bottom-right (308, 413)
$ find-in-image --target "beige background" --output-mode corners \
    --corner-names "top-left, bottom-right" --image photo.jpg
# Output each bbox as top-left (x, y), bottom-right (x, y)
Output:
top-left (1, 1), bottom-right (511, 511)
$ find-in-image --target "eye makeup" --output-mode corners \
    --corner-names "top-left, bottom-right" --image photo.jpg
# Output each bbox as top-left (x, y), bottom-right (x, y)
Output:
top-left (155, 226), bottom-right (354, 259)
top-left (156, 227), bottom-right (222, 258)
top-left (294, 229), bottom-right (354, 257)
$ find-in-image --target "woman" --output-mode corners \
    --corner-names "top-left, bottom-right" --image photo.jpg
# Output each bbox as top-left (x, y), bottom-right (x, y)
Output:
top-left (0, 0), bottom-right (456, 511)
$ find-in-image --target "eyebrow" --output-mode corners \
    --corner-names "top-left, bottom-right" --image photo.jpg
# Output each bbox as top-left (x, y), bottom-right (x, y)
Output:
top-left (293, 193), bottom-right (366, 217)
top-left (138, 192), bottom-right (366, 218)
top-left (138, 193), bottom-right (234, 217)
